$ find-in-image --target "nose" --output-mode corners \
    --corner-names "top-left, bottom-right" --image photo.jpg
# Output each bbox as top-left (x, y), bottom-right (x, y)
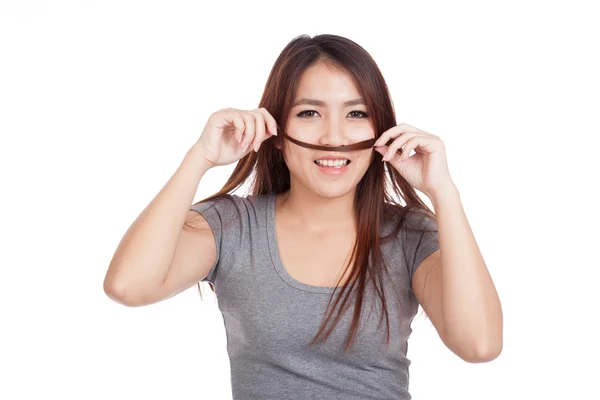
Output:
top-left (318, 119), bottom-right (348, 147)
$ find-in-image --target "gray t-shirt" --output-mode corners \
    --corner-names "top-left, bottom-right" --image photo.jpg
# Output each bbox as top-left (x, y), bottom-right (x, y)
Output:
top-left (190, 192), bottom-right (439, 400)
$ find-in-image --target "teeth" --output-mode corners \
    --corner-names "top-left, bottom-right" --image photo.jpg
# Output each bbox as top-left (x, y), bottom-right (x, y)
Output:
top-left (315, 159), bottom-right (349, 167)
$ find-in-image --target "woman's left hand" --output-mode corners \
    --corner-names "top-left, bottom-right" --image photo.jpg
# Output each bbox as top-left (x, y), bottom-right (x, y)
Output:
top-left (373, 123), bottom-right (455, 198)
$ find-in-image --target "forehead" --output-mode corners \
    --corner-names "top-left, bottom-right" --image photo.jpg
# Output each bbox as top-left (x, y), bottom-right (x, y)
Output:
top-left (294, 62), bottom-right (362, 104)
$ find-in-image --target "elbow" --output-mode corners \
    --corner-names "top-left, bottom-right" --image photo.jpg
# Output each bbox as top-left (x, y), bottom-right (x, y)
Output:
top-left (464, 342), bottom-right (502, 363)
top-left (103, 273), bottom-right (166, 307)
top-left (103, 275), bottom-right (143, 307)
top-left (445, 329), bottom-right (503, 363)
top-left (458, 337), bottom-right (503, 363)
top-left (104, 277), bottom-right (129, 306)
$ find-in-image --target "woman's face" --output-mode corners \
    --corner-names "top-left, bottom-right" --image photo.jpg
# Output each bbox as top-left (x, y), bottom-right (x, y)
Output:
top-left (280, 62), bottom-right (375, 199)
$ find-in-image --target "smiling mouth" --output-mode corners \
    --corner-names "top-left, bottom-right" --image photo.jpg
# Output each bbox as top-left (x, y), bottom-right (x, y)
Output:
top-left (314, 159), bottom-right (351, 168)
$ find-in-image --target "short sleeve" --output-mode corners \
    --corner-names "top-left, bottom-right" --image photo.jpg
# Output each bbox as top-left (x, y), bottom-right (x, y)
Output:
top-left (189, 194), bottom-right (246, 286)
top-left (401, 209), bottom-right (440, 281)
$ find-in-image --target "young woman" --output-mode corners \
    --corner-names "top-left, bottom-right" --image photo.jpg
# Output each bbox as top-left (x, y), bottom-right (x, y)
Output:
top-left (104, 34), bottom-right (503, 399)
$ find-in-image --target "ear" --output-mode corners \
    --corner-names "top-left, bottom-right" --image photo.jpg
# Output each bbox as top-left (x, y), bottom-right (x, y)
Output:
top-left (274, 136), bottom-right (283, 150)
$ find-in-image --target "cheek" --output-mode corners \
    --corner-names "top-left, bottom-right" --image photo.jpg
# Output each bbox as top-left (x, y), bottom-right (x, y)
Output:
top-left (352, 127), bottom-right (375, 140)
top-left (280, 147), bottom-right (306, 169)
top-left (354, 152), bottom-right (375, 174)
top-left (358, 150), bottom-right (375, 164)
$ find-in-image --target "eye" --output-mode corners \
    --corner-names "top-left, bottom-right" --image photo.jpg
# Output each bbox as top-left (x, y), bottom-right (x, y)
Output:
top-left (297, 110), bottom-right (369, 118)
top-left (297, 110), bottom-right (319, 117)
top-left (349, 110), bottom-right (369, 118)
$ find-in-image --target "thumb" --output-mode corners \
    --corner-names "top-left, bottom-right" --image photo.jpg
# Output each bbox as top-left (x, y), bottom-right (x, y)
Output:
top-left (374, 145), bottom-right (387, 157)
top-left (374, 145), bottom-right (403, 164)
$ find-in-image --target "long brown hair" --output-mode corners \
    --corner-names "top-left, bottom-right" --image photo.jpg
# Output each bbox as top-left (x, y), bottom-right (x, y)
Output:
top-left (188, 34), bottom-right (436, 352)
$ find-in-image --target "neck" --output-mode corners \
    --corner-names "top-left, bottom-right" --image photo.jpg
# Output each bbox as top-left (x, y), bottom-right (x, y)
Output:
top-left (277, 186), bottom-right (356, 232)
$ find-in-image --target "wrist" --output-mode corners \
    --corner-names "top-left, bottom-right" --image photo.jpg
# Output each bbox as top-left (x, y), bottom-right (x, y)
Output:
top-left (187, 144), bottom-right (215, 173)
top-left (426, 182), bottom-right (460, 206)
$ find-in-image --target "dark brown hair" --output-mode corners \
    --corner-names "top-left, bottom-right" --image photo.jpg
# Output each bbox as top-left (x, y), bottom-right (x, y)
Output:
top-left (188, 34), bottom-right (436, 352)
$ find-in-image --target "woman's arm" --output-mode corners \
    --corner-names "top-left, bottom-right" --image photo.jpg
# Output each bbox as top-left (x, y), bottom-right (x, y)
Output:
top-left (412, 184), bottom-right (503, 363)
top-left (103, 146), bottom-right (213, 306)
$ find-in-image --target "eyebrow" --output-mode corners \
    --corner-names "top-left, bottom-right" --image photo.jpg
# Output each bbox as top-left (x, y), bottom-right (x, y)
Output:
top-left (292, 98), bottom-right (366, 108)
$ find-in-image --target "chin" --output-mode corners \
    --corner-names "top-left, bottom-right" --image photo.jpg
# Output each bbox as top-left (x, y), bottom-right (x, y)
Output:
top-left (312, 184), bottom-right (356, 200)
top-left (305, 173), bottom-right (364, 200)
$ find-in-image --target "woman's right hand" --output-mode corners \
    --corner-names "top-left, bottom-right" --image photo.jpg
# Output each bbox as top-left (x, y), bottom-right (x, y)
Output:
top-left (192, 107), bottom-right (278, 168)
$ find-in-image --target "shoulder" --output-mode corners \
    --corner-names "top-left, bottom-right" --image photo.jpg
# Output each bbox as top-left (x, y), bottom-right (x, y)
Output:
top-left (189, 193), bottom-right (272, 263)
top-left (380, 203), bottom-right (438, 257)
top-left (379, 203), bottom-right (439, 281)
top-left (190, 192), bottom-right (271, 222)
top-left (381, 203), bottom-right (438, 237)
top-left (403, 207), bottom-right (438, 233)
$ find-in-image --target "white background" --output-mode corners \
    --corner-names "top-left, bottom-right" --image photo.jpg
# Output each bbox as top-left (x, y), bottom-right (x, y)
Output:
top-left (1, 1), bottom-right (599, 399)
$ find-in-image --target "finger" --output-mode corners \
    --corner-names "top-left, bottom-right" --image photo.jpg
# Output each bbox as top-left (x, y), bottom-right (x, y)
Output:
top-left (399, 122), bottom-right (430, 135)
top-left (384, 133), bottom-right (415, 161)
top-left (374, 144), bottom-right (388, 158)
top-left (374, 126), bottom-right (406, 147)
top-left (223, 109), bottom-right (245, 143)
top-left (254, 107), bottom-right (278, 136)
top-left (375, 128), bottom-right (424, 148)
top-left (400, 137), bottom-right (427, 161)
top-left (406, 136), bottom-right (438, 160)
top-left (240, 113), bottom-right (255, 151)
top-left (251, 112), bottom-right (266, 152)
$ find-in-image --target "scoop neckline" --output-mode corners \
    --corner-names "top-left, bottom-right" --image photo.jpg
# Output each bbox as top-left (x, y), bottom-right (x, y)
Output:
top-left (266, 192), bottom-right (353, 294)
